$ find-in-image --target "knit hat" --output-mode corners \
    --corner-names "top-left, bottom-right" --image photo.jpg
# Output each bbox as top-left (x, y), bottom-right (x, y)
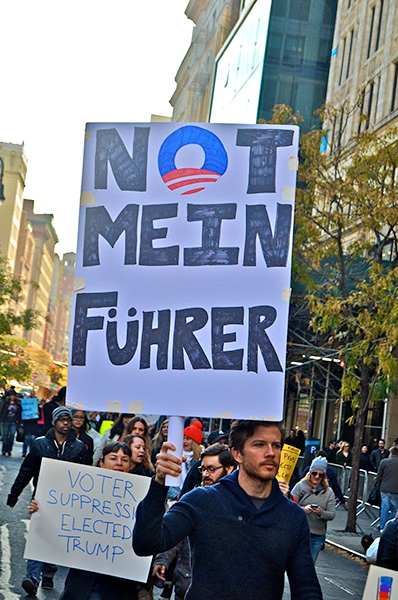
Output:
top-left (309, 456), bottom-right (328, 473)
top-left (184, 421), bottom-right (203, 445)
top-left (52, 406), bottom-right (72, 425)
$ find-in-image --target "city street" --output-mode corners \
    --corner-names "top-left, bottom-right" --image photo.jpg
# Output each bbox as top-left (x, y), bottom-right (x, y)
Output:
top-left (0, 446), bottom-right (369, 600)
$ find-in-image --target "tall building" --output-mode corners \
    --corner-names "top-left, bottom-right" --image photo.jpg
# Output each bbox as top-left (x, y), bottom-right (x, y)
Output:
top-left (171, 0), bottom-right (241, 121)
top-left (61, 252), bottom-right (76, 356)
top-left (326, 0), bottom-right (398, 140)
top-left (0, 142), bottom-right (28, 273)
top-left (13, 207), bottom-right (36, 318)
top-left (23, 199), bottom-right (58, 349)
top-left (209, 0), bottom-right (337, 130)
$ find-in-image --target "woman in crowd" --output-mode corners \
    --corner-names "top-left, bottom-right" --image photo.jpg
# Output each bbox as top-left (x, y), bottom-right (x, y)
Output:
top-left (92, 413), bottom-right (134, 465)
top-left (291, 457), bottom-right (336, 563)
top-left (151, 418), bottom-right (168, 466)
top-left (335, 441), bottom-right (352, 467)
top-left (124, 433), bottom-right (154, 477)
top-left (71, 410), bottom-right (94, 464)
top-left (30, 442), bottom-right (144, 600)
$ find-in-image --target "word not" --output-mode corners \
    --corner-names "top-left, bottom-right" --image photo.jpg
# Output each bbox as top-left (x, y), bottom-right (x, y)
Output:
top-left (58, 535), bottom-right (123, 563)
top-left (94, 126), bottom-right (294, 194)
top-left (83, 202), bottom-right (292, 268)
top-left (72, 293), bottom-right (283, 371)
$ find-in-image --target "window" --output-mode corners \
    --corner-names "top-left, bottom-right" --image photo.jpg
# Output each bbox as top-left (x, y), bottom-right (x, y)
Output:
top-left (346, 29), bottom-right (354, 79)
top-left (367, 6), bottom-right (375, 58)
top-left (271, 0), bottom-right (288, 17)
top-left (338, 37), bottom-right (346, 85)
top-left (266, 33), bottom-right (283, 63)
top-left (365, 82), bottom-right (374, 129)
top-left (375, 0), bottom-right (384, 51)
top-left (283, 35), bottom-right (305, 65)
top-left (289, 0), bottom-right (311, 21)
top-left (391, 62), bottom-right (398, 112)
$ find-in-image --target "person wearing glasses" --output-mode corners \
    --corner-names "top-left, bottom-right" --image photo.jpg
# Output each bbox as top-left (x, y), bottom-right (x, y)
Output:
top-left (7, 406), bottom-right (88, 596)
top-left (291, 457), bottom-right (336, 563)
top-left (134, 420), bottom-right (322, 600)
top-left (71, 409), bottom-right (94, 464)
top-left (151, 444), bottom-right (236, 600)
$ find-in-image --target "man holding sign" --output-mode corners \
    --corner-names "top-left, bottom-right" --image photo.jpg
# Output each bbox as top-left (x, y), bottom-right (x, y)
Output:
top-left (133, 420), bottom-right (322, 599)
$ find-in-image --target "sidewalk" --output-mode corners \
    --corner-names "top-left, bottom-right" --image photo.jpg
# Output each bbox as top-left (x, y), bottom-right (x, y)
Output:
top-left (326, 502), bottom-right (380, 558)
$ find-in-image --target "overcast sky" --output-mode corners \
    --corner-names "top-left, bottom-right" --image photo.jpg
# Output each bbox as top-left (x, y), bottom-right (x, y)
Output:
top-left (1, 0), bottom-right (193, 256)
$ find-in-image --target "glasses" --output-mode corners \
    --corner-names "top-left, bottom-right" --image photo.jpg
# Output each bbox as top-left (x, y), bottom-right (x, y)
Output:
top-left (198, 465), bottom-right (224, 474)
top-left (73, 415), bottom-right (84, 420)
top-left (311, 471), bottom-right (324, 478)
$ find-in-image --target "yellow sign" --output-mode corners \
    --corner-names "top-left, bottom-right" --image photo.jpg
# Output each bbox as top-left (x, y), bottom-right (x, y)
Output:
top-left (276, 444), bottom-right (301, 483)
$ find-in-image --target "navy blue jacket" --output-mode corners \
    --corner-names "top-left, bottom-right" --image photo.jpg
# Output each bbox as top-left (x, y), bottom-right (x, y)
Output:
top-left (133, 471), bottom-right (322, 600)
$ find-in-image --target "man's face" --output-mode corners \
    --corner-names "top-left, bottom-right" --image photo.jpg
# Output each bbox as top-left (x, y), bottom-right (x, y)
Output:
top-left (232, 425), bottom-right (282, 483)
top-left (379, 440), bottom-right (385, 450)
top-left (54, 416), bottom-right (72, 436)
top-left (200, 455), bottom-right (228, 486)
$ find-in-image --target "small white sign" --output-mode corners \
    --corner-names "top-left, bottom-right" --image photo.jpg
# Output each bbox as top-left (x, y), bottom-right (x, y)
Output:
top-left (24, 458), bottom-right (151, 582)
top-left (362, 565), bottom-right (397, 599)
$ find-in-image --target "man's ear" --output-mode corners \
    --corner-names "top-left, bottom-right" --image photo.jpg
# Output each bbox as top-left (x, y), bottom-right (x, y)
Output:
top-left (231, 447), bottom-right (242, 465)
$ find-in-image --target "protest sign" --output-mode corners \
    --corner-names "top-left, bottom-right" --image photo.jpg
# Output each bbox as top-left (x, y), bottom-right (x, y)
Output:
top-left (362, 565), bottom-right (397, 599)
top-left (21, 396), bottom-right (38, 421)
top-left (67, 123), bottom-right (299, 420)
top-left (24, 458), bottom-right (151, 582)
top-left (276, 444), bottom-right (301, 483)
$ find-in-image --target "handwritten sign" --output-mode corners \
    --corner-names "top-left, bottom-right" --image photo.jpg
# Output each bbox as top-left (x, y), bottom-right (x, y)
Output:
top-left (276, 444), bottom-right (301, 483)
top-left (21, 396), bottom-right (38, 421)
top-left (67, 123), bottom-right (299, 420)
top-left (24, 458), bottom-right (151, 582)
top-left (362, 565), bottom-right (397, 599)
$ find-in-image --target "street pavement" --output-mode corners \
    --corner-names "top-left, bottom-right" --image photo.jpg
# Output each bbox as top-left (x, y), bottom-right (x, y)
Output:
top-left (1, 442), bottom-right (372, 600)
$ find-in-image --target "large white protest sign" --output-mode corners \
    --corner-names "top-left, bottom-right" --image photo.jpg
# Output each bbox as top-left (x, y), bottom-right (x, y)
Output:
top-left (24, 458), bottom-right (151, 582)
top-left (67, 123), bottom-right (299, 420)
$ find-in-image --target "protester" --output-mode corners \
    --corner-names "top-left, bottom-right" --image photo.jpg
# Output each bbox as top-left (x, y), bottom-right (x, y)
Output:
top-left (377, 512), bottom-right (398, 570)
top-left (30, 442), bottom-right (146, 600)
top-left (291, 457), bottom-right (336, 563)
top-left (376, 446), bottom-right (398, 531)
top-left (1, 392), bottom-right (22, 456)
top-left (181, 421), bottom-right (202, 480)
top-left (284, 429), bottom-right (302, 450)
top-left (152, 444), bottom-right (236, 600)
top-left (124, 433), bottom-right (154, 477)
top-left (151, 418), bottom-right (169, 466)
top-left (92, 413), bottom-right (134, 465)
top-left (125, 416), bottom-right (153, 467)
top-left (133, 420), bottom-right (322, 599)
top-left (71, 409), bottom-right (94, 464)
top-left (370, 439), bottom-right (389, 472)
top-left (43, 386), bottom-right (66, 433)
top-left (323, 440), bottom-right (337, 463)
top-left (180, 429), bottom-right (229, 495)
top-left (7, 406), bottom-right (88, 595)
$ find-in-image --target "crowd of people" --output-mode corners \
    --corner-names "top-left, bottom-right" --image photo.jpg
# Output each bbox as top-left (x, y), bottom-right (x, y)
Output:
top-left (2, 385), bottom-right (398, 599)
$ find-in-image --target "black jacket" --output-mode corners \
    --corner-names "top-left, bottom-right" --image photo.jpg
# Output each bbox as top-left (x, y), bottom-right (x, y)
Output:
top-left (60, 569), bottom-right (139, 600)
top-left (377, 518), bottom-right (398, 570)
top-left (7, 428), bottom-right (88, 507)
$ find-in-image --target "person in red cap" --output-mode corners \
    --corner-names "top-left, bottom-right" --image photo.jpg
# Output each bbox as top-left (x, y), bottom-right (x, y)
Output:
top-left (182, 421), bottom-right (203, 484)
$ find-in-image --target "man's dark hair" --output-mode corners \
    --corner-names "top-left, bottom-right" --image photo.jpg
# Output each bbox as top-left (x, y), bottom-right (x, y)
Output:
top-left (229, 420), bottom-right (284, 452)
top-left (201, 443), bottom-right (237, 469)
top-left (379, 439), bottom-right (386, 444)
top-left (101, 441), bottom-right (131, 462)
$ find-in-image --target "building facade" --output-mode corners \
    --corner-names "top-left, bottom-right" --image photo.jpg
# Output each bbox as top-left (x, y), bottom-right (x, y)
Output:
top-left (171, 0), bottom-right (241, 121)
top-left (0, 142), bottom-right (27, 273)
top-left (209, 0), bottom-right (337, 130)
top-left (23, 199), bottom-right (58, 349)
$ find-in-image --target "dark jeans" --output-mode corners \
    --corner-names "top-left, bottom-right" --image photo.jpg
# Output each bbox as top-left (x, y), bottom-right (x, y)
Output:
top-left (23, 432), bottom-right (36, 455)
top-left (2, 421), bottom-right (17, 453)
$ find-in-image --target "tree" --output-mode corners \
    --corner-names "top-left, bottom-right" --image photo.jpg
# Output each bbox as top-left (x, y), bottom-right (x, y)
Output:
top-left (293, 97), bottom-right (398, 532)
top-left (0, 336), bottom-right (32, 387)
top-left (0, 256), bottom-right (38, 335)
